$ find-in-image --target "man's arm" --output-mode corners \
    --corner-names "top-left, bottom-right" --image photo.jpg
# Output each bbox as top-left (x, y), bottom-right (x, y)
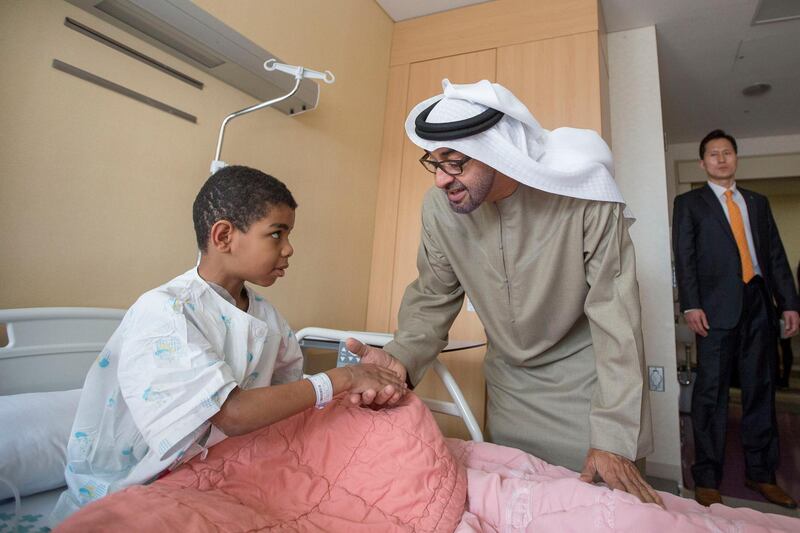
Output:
top-left (581, 201), bottom-right (662, 506)
top-left (382, 212), bottom-right (465, 386)
top-left (672, 195), bottom-right (710, 336)
top-left (672, 194), bottom-right (702, 312)
top-left (582, 201), bottom-right (647, 459)
top-left (763, 201), bottom-right (800, 337)
top-left (764, 201), bottom-right (800, 314)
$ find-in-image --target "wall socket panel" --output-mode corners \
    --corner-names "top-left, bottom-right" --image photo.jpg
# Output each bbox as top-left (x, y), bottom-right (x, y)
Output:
top-left (648, 366), bottom-right (665, 392)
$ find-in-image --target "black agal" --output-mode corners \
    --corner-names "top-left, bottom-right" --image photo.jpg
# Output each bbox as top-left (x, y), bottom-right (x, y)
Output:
top-left (414, 100), bottom-right (504, 141)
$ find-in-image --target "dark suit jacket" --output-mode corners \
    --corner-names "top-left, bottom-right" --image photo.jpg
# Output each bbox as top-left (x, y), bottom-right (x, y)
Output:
top-left (672, 184), bottom-right (800, 329)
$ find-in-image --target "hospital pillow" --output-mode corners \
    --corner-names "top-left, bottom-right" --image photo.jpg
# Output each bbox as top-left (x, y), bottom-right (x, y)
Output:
top-left (0, 389), bottom-right (81, 500)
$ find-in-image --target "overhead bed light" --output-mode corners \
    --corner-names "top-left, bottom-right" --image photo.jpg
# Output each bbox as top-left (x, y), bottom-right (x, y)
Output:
top-left (94, 0), bottom-right (225, 68)
top-left (66, 0), bottom-right (321, 116)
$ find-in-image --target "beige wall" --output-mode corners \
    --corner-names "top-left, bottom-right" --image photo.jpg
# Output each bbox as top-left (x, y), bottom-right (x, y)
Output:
top-left (0, 0), bottom-right (393, 332)
top-left (608, 26), bottom-right (681, 483)
top-left (771, 193), bottom-right (800, 274)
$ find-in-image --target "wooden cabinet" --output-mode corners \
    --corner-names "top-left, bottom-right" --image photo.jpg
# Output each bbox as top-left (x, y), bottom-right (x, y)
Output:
top-left (367, 0), bottom-right (608, 439)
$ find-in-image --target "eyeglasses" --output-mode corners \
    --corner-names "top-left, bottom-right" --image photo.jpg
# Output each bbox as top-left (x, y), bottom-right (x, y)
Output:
top-left (418, 153), bottom-right (472, 176)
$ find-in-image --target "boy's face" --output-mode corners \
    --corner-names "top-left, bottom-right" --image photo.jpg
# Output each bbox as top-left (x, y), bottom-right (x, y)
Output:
top-left (230, 204), bottom-right (295, 288)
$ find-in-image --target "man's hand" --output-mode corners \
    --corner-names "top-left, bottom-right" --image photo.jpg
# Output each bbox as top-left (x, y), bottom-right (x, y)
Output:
top-left (345, 338), bottom-right (408, 407)
top-left (684, 309), bottom-right (709, 337)
top-left (579, 448), bottom-right (664, 507)
top-left (783, 310), bottom-right (799, 338)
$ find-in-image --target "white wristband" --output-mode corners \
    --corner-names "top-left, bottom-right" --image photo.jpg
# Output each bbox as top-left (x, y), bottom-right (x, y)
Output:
top-left (306, 372), bottom-right (333, 409)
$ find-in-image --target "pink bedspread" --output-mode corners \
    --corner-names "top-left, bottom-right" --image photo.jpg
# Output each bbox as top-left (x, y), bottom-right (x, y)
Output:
top-left (57, 394), bottom-right (800, 533)
top-left (57, 394), bottom-right (467, 532)
top-left (449, 439), bottom-right (800, 532)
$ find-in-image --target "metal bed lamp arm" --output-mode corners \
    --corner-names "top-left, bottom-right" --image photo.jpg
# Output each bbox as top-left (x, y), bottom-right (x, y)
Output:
top-left (210, 59), bottom-right (335, 173)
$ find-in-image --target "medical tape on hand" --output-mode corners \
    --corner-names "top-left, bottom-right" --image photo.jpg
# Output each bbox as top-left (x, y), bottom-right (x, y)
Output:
top-left (306, 372), bottom-right (333, 409)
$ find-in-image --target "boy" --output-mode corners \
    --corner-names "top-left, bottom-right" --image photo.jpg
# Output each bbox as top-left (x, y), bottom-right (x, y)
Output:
top-left (52, 166), bottom-right (406, 522)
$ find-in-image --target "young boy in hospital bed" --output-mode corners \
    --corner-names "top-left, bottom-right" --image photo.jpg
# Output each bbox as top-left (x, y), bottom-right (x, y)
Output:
top-left (51, 165), bottom-right (406, 523)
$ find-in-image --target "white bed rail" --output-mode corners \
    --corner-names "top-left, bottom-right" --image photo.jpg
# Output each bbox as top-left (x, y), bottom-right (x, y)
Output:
top-left (0, 307), bottom-right (126, 395)
top-left (295, 327), bottom-right (484, 442)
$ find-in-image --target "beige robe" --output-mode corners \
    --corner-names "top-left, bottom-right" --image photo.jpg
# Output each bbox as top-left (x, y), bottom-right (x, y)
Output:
top-left (384, 185), bottom-right (654, 471)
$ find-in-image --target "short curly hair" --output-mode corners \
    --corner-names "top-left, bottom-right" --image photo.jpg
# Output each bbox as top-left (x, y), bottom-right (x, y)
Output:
top-left (193, 165), bottom-right (297, 252)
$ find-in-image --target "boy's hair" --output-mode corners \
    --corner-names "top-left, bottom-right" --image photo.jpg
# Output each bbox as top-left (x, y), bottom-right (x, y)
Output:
top-left (699, 129), bottom-right (738, 159)
top-left (193, 165), bottom-right (297, 252)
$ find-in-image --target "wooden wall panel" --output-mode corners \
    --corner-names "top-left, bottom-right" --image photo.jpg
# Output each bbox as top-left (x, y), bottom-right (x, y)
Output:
top-left (598, 32), bottom-right (612, 143)
top-left (598, 7), bottom-right (611, 143)
top-left (366, 64), bottom-right (410, 332)
top-left (497, 31), bottom-right (604, 132)
top-left (391, 0), bottom-right (599, 66)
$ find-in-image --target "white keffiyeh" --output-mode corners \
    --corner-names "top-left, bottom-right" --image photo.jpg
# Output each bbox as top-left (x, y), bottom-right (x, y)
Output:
top-left (406, 79), bottom-right (629, 208)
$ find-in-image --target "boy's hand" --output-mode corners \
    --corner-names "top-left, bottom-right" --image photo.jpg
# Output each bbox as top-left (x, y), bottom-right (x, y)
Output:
top-left (345, 363), bottom-right (406, 407)
top-left (345, 338), bottom-right (408, 407)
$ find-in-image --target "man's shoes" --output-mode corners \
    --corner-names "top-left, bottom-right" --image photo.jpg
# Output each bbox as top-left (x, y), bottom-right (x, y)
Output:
top-left (694, 486), bottom-right (723, 506)
top-left (745, 479), bottom-right (798, 509)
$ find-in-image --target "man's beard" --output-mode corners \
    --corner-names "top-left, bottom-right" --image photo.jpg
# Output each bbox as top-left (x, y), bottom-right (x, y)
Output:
top-left (445, 172), bottom-right (494, 214)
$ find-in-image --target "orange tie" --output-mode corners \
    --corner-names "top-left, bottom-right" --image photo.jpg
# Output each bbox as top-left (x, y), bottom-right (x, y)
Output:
top-left (725, 190), bottom-right (755, 282)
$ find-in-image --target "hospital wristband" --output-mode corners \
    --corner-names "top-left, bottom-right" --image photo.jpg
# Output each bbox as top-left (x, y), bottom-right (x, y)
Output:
top-left (306, 372), bottom-right (333, 409)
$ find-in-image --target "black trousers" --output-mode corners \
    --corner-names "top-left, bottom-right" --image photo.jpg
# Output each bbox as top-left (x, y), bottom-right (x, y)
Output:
top-left (778, 337), bottom-right (793, 386)
top-left (691, 276), bottom-right (779, 488)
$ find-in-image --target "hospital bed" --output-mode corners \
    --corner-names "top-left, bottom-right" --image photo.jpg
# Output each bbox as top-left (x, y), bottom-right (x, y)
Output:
top-left (0, 307), bottom-right (483, 529)
top-left (3, 308), bottom-right (797, 533)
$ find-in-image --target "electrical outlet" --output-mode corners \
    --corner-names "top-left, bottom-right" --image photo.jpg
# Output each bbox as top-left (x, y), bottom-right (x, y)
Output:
top-left (648, 366), bottom-right (665, 392)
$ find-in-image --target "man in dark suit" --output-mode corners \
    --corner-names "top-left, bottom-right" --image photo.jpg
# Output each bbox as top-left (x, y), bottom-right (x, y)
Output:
top-left (673, 129), bottom-right (800, 508)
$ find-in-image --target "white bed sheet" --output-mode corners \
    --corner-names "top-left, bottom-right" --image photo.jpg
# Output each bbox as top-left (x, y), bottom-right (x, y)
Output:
top-left (0, 487), bottom-right (62, 531)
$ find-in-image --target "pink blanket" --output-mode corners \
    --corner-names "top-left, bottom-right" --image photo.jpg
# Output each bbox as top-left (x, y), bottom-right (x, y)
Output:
top-left (57, 394), bottom-right (800, 533)
top-left (449, 439), bottom-right (800, 532)
top-left (57, 394), bottom-right (467, 532)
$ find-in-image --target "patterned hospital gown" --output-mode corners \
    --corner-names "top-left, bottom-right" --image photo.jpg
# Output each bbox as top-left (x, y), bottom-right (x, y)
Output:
top-left (51, 268), bottom-right (304, 523)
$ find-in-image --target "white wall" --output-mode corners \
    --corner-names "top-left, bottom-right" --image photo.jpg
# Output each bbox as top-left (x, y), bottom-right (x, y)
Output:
top-left (608, 26), bottom-right (682, 483)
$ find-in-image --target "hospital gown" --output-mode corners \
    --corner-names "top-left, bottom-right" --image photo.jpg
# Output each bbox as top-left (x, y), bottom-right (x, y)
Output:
top-left (51, 268), bottom-right (303, 523)
top-left (385, 185), bottom-right (654, 471)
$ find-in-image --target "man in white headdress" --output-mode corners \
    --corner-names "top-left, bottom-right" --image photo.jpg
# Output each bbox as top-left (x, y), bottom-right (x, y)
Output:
top-left (349, 79), bottom-right (659, 504)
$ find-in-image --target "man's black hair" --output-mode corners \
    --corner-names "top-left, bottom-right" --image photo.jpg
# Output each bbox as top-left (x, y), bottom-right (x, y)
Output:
top-left (193, 165), bottom-right (297, 252)
top-left (699, 129), bottom-right (738, 159)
